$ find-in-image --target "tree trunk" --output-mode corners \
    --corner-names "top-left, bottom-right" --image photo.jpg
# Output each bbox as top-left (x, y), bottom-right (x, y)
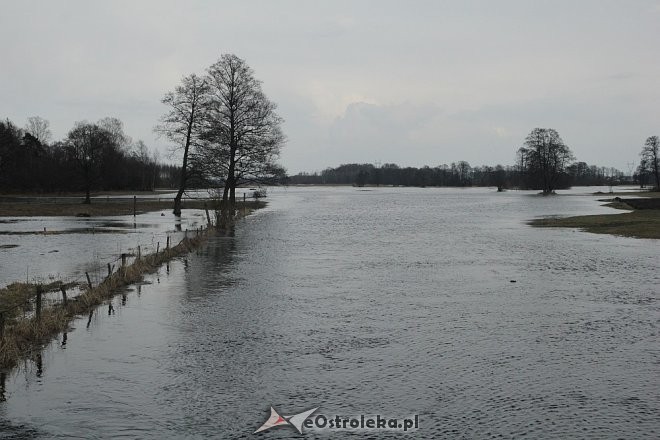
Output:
top-left (173, 121), bottom-right (193, 216)
top-left (84, 186), bottom-right (91, 204)
top-left (173, 188), bottom-right (184, 216)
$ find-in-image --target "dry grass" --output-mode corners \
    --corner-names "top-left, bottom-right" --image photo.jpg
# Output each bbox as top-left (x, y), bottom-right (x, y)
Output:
top-left (529, 210), bottom-right (660, 239)
top-left (0, 203), bottom-right (264, 370)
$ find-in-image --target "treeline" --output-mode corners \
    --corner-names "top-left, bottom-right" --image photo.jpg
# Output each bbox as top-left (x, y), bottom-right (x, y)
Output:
top-left (0, 117), bottom-right (180, 198)
top-left (289, 161), bottom-right (627, 188)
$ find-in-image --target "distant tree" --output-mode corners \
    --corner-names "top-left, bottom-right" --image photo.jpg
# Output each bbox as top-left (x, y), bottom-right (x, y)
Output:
top-left (98, 117), bottom-right (131, 152)
top-left (24, 116), bottom-right (51, 145)
top-left (456, 161), bottom-right (472, 186)
top-left (133, 140), bottom-right (154, 191)
top-left (156, 73), bottom-right (209, 216)
top-left (641, 135), bottom-right (659, 190)
top-left (66, 122), bottom-right (115, 203)
top-left (0, 119), bottom-right (24, 189)
top-left (493, 164), bottom-right (507, 190)
top-left (636, 159), bottom-right (651, 188)
top-left (355, 169), bottom-right (368, 187)
top-left (518, 128), bottom-right (574, 194)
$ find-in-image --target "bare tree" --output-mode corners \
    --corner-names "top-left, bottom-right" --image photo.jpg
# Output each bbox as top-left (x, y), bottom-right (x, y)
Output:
top-left (156, 74), bottom-right (208, 216)
top-left (202, 54), bottom-right (285, 225)
top-left (66, 122), bottom-right (115, 203)
top-left (98, 117), bottom-right (132, 152)
top-left (641, 135), bottom-right (659, 190)
top-left (518, 128), bottom-right (574, 194)
top-left (24, 116), bottom-right (51, 145)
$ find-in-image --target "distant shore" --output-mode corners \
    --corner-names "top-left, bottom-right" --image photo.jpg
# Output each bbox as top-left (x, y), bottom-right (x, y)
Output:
top-left (0, 196), bottom-right (264, 217)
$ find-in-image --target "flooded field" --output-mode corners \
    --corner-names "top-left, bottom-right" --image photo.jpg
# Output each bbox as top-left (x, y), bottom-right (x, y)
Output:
top-left (0, 209), bottom-right (208, 287)
top-left (0, 187), bottom-right (658, 438)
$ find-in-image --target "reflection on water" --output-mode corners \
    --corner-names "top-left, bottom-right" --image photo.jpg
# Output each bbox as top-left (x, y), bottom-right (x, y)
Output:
top-left (0, 187), bottom-right (658, 439)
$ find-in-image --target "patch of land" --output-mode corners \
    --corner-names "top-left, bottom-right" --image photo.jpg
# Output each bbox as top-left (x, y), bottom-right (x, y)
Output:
top-left (530, 207), bottom-right (660, 239)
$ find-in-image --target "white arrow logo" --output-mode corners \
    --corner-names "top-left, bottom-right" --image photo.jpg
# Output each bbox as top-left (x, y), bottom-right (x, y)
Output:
top-left (254, 406), bottom-right (319, 434)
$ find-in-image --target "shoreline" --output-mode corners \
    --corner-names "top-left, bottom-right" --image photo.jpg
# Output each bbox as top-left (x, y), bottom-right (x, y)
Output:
top-left (0, 199), bottom-right (264, 217)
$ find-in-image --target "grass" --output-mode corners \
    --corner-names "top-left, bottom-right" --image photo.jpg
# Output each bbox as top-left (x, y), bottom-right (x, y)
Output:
top-left (0, 199), bottom-right (264, 217)
top-left (530, 209), bottom-right (660, 239)
top-left (0, 203), bottom-right (264, 370)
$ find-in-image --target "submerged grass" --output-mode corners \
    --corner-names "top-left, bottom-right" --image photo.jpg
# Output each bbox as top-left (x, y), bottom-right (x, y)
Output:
top-left (0, 232), bottom-right (207, 369)
top-left (0, 203), bottom-right (264, 370)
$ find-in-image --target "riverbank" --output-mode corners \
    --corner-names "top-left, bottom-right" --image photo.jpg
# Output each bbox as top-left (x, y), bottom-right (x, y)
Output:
top-left (530, 196), bottom-right (660, 239)
top-left (0, 204), bottom-right (264, 370)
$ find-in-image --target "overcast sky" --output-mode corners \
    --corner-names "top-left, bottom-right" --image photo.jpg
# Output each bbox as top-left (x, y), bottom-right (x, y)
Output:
top-left (1, 0), bottom-right (659, 174)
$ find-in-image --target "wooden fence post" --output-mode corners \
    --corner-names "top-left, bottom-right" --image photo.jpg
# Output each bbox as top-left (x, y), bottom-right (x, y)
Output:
top-left (204, 203), bottom-right (211, 227)
top-left (137, 245), bottom-right (141, 260)
top-left (133, 195), bottom-right (137, 217)
top-left (156, 242), bottom-right (160, 253)
top-left (35, 285), bottom-right (42, 321)
top-left (85, 272), bottom-right (93, 289)
top-left (166, 236), bottom-right (170, 249)
top-left (107, 263), bottom-right (112, 278)
top-left (60, 286), bottom-right (68, 306)
top-left (121, 253), bottom-right (127, 267)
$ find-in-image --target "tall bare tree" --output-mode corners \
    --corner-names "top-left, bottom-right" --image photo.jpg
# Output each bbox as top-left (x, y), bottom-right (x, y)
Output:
top-left (641, 135), bottom-right (659, 190)
top-left (202, 54), bottom-right (285, 225)
top-left (518, 128), bottom-right (574, 194)
top-left (156, 74), bottom-right (209, 215)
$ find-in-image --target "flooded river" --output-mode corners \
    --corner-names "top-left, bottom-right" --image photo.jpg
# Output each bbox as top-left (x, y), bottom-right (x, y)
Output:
top-left (0, 187), bottom-right (658, 438)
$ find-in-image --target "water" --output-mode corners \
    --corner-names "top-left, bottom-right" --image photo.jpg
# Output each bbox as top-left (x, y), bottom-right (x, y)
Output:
top-left (0, 187), bottom-right (658, 439)
top-left (0, 210), bottom-right (207, 286)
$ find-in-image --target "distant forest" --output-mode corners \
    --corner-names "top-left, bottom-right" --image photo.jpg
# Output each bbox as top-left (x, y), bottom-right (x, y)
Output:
top-left (2, 116), bottom-right (651, 194)
top-left (289, 161), bottom-right (632, 189)
top-left (0, 117), bottom-right (180, 195)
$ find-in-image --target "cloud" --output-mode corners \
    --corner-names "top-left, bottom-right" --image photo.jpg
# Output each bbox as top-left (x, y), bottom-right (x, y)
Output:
top-left (1, 0), bottom-right (659, 174)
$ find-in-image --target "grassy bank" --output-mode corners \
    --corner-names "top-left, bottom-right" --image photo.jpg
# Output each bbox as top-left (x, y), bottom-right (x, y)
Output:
top-left (530, 204), bottom-right (660, 239)
top-left (0, 204), bottom-right (263, 370)
top-left (592, 190), bottom-right (660, 198)
top-left (0, 199), bottom-right (264, 217)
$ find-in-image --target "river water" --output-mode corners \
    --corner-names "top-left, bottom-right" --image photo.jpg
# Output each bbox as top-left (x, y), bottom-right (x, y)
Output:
top-left (0, 187), bottom-right (658, 439)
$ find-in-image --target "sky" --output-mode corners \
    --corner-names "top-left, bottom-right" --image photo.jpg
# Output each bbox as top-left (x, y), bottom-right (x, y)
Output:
top-left (1, 0), bottom-right (659, 175)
